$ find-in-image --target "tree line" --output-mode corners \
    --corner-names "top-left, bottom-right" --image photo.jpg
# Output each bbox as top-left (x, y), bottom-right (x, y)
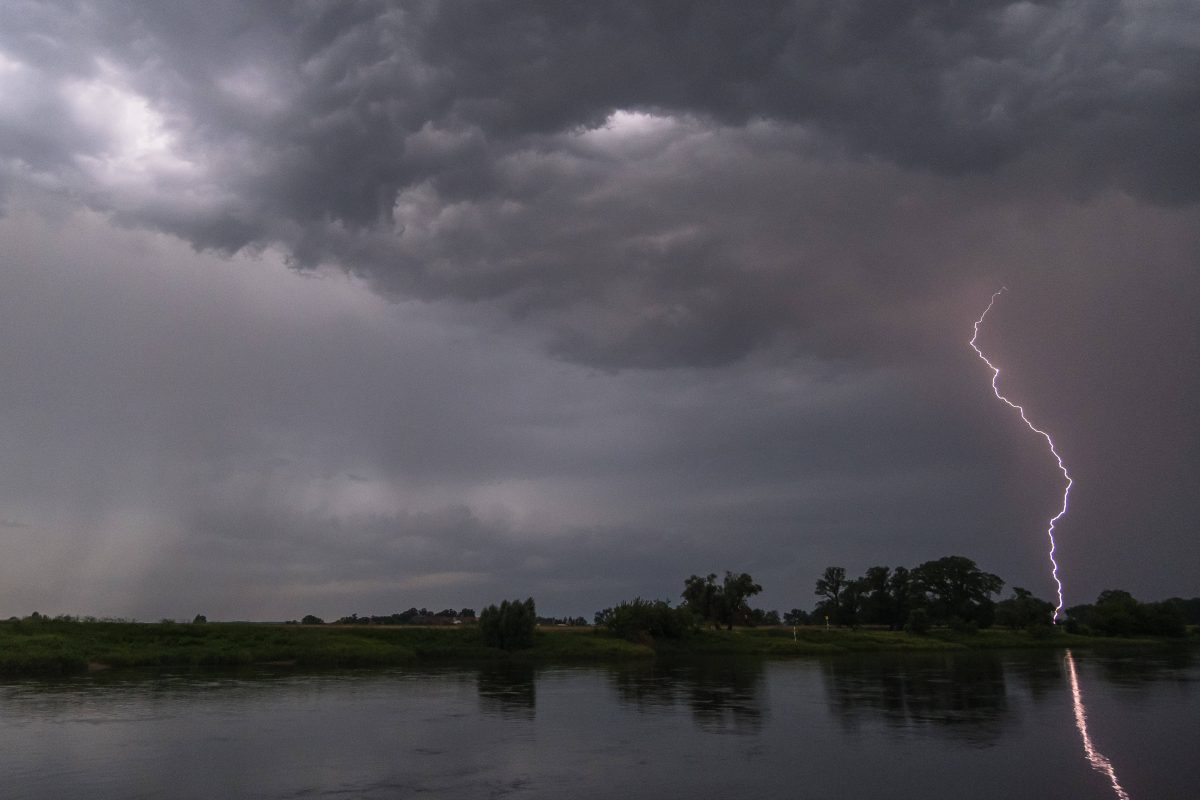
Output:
top-left (802, 556), bottom-right (1007, 633)
top-left (591, 554), bottom-right (1194, 641)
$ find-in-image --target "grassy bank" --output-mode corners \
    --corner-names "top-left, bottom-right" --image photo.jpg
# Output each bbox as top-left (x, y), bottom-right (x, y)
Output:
top-left (0, 619), bottom-right (1190, 675)
top-left (0, 620), bottom-right (650, 674)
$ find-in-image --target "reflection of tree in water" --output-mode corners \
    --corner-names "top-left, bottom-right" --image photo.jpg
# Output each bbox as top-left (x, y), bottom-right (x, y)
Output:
top-left (821, 654), bottom-right (1011, 745)
top-left (608, 658), bottom-right (765, 734)
top-left (1008, 649), bottom-right (1067, 701)
top-left (476, 663), bottom-right (536, 719)
top-left (1093, 647), bottom-right (1194, 689)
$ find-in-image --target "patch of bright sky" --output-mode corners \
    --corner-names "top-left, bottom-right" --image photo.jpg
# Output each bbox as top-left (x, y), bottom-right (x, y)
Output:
top-left (575, 109), bottom-right (691, 155)
top-left (62, 58), bottom-right (199, 187)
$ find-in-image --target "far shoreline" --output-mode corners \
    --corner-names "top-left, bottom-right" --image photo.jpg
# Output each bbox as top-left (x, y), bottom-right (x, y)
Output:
top-left (1, 619), bottom-right (1194, 677)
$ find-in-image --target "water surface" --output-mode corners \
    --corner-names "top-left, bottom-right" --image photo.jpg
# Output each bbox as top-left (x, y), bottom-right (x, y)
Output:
top-left (2, 649), bottom-right (1195, 799)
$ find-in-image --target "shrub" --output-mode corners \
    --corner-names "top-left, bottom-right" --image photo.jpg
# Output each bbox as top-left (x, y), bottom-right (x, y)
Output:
top-left (595, 598), bottom-right (694, 642)
top-left (1027, 622), bottom-right (1054, 639)
top-left (904, 608), bottom-right (931, 635)
top-left (948, 616), bottom-right (979, 635)
top-left (479, 598), bottom-right (537, 650)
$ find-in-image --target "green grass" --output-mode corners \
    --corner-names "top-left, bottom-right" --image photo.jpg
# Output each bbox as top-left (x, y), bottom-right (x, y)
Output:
top-left (0, 619), bottom-right (1189, 676)
top-left (0, 620), bottom-right (653, 675)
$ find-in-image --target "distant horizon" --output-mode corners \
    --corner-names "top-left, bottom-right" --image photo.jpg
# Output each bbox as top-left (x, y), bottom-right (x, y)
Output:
top-left (10, 585), bottom-right (1197, 627)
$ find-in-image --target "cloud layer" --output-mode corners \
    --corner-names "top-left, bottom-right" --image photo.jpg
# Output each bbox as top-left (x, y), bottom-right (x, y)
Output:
top-left (0, 2), bottom-right (1197, 617)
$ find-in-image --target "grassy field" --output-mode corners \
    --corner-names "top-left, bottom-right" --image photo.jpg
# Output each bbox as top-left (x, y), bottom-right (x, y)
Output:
top-left (0, 619), bottom-right (1189, 675)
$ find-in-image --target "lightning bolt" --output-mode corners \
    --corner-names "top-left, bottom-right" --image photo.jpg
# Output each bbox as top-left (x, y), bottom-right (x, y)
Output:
top-left (970, 287), bottom-right (1071, 620)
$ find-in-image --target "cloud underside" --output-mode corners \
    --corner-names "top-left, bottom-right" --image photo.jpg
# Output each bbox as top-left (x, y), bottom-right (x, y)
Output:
top-left (2, 1), bottom-right (1198, 369)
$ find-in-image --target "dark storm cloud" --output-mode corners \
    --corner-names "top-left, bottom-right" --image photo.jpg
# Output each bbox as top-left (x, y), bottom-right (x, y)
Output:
top-left (2, 1), bottom-right (1198, 368)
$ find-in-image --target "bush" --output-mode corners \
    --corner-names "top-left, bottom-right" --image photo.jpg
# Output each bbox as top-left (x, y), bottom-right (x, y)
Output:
top-left (1027, 622), bottom-right (1054, 639)
top-left (904, 608), bottom-right (931, 635)
top-left (595, 598), bottom-right (694, 642)
top-left (479, 598), bottom-right (537, 650)
top-left (948, 617), bottom-right (979, 635)
top-left (300, 615), bottom-right (324, 625)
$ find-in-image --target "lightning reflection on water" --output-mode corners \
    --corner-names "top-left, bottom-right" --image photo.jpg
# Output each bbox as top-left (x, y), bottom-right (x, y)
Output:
top-left (969, 287), bottom-right (1071, 619)
top-left (1066, 650), bottom-right (1131, 800)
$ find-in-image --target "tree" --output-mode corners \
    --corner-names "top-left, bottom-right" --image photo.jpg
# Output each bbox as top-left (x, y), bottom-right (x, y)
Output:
top-left (814, 566), bottom-right (849, 625)
top-left (994, 587), bottom-right (1054, 630)
top-left (301, 614), bottom-right (324, 625)
top-left (857, 566), bottom-right (891, 626)
top-left (721, 571), bottom-right (763, 629)
top-left (747, 608), bottom-right (781, 626)
top-left (912, 556), bottom-right (1003, 626)
top-left (479, 598), bottom-right (537, 650)
top-left (192, 614), bottom-right (207, 624)
top-left (682, 573), bottom-right (723, 628)
top-left (783, 608), bottom-right (810, 625)
top-left (1070, 590), bottom-right (1186, 637)
top-left (840, 578), bottom-right (868, 628)
top-left (1165, 597), bottom-right (1200, 625)
top-left (681, 571), bottom-right (763, 629)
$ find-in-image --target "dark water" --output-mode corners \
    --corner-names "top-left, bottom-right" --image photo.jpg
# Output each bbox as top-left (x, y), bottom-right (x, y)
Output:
top-left (1, 649), bottom-right (1196, 799)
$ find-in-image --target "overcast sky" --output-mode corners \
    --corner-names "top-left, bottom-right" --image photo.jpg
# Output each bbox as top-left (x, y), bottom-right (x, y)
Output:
top-left (1, 1), bottom-right (1197, 620)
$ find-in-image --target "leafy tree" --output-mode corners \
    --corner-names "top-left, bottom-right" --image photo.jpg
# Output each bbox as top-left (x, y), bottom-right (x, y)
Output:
top-left (192, 614), bottom-right (208, 624)
top-left (1070, 590), bottom-right (1186, 637)
top-left (1138, 601), bottom-right (1187, 636)
top-left (459, 608), bottom-right (476, 619)
top-left (479, 598), bottom-right (537, 650)
top-left (681, 571), bottom-right (763, 629)
top-left (857, 566), bottom-right (892, 626)
top-left (814, 566), bottom-right (851, 625)
top-left (840, 578), bottom-right (868, 628)
top-left (994, 587), bottom-right (1055, 630)
top-left (682, 573), bottom-right (723, 628)
top-left (783, 608), bottom-right (810, 625)
top-left (1087, 589), bottom-right (1139, 636)
top-left (301, 614), bottom-right (324, 625)
top-left (721, 572), bottom-right (764, 629)
top-left (912, 556), bottom-right (1003, 627)
top-left (1164, 597), bottom-right (1200, 625)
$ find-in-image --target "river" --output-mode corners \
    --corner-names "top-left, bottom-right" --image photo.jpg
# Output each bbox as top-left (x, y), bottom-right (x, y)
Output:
top-left (1, 648), bottom-right (1195, 799)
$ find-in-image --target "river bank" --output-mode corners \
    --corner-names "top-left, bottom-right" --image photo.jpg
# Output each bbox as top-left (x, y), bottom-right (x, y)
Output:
top-left (0, 619), bottom-right (1191, 675)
